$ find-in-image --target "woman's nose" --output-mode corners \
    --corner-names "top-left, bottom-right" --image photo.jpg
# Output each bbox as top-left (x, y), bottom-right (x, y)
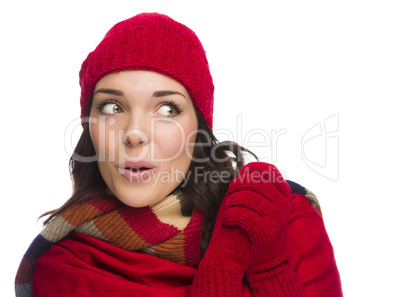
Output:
top-left (123, 129), bottom-right (148, 146)
top-left (122, 116), bottom-right (150, 147)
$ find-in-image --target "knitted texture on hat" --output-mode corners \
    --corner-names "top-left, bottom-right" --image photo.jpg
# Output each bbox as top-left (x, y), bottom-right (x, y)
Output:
top-left (15, 188), bottom-right (204, 296)
top-left (79, 12), bottom-right (214, 128)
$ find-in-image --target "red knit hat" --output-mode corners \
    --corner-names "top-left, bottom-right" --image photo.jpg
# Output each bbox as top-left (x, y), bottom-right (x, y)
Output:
top-left (79, 12), bottom-right (214, 128)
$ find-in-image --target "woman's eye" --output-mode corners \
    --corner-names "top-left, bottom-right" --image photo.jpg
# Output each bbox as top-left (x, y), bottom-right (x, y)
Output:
top-left (157, 105), bottom-right (178, 117)
top-left (100, 102), bottom-right (123, 114)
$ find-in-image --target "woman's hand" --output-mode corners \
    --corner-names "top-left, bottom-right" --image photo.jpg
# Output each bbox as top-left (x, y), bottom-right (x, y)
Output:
top-left (190, 162), bottom-right (304, 296)
top-left (222, 162), bottom-right (292, 281)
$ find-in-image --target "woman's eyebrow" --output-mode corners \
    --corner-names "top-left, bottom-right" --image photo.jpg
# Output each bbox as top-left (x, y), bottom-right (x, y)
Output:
top-left (93, 88), bottom-right (124, 96)
top-left (153, 90), bottom-right (186, 98)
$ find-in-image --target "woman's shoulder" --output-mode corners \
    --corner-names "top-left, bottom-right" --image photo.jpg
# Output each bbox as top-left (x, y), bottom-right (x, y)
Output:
top-left (285, 180), bottom-right (343, 296)
top-left (286, 180), bottom-right (322, 216)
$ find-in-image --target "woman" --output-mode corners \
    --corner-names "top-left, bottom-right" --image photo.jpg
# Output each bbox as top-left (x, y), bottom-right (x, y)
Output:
top-left (15, 12), bottom-right (342, 296)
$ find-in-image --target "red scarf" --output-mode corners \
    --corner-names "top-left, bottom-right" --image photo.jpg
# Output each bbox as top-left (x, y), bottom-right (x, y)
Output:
top-left (15, 189), bottom-right (205, 296)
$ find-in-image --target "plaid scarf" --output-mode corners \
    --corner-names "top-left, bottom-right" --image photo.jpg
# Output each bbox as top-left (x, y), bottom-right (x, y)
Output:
top-left (15, 188), bottom-right (204, 296)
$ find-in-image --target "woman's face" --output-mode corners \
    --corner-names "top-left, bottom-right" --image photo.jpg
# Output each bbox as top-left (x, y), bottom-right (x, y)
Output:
top-left (89, 70), bottom-right (198, 207)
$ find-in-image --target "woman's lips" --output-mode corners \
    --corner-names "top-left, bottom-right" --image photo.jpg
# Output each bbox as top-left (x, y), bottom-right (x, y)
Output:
top-left (118, 161), bottom-right (156, 182)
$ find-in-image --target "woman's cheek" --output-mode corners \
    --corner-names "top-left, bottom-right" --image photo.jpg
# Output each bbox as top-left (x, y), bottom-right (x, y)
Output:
top-left (90, 121), bottom-right (119, 162)
top-left (153, 122), bottom-right (185, 161)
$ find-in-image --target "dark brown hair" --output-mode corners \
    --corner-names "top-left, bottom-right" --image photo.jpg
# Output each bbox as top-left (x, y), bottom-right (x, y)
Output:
top-left (41, 105), bottom-right (256, 256)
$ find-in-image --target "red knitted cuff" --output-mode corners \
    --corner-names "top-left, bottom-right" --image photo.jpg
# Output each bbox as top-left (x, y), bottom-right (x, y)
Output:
top-left (247, 262), bottom-right (305, 297)
top-left (190, 261), bottom-right (245, 297)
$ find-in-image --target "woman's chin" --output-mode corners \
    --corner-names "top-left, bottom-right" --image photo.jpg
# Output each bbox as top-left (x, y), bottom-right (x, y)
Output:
top-left (109, 180), bottom-right (177, 208)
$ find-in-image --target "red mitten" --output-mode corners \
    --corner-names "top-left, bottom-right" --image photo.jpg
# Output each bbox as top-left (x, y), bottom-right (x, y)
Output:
top-left (190, 186), bottom-right (250, 296)
top-left (190, 162), bottom-right (305, 297)
top-left (222, 162), bottom-right (305, 296)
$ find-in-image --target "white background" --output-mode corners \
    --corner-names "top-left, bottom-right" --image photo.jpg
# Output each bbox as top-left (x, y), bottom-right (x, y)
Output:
top-left (1, 1), bottom-right (401, 296)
